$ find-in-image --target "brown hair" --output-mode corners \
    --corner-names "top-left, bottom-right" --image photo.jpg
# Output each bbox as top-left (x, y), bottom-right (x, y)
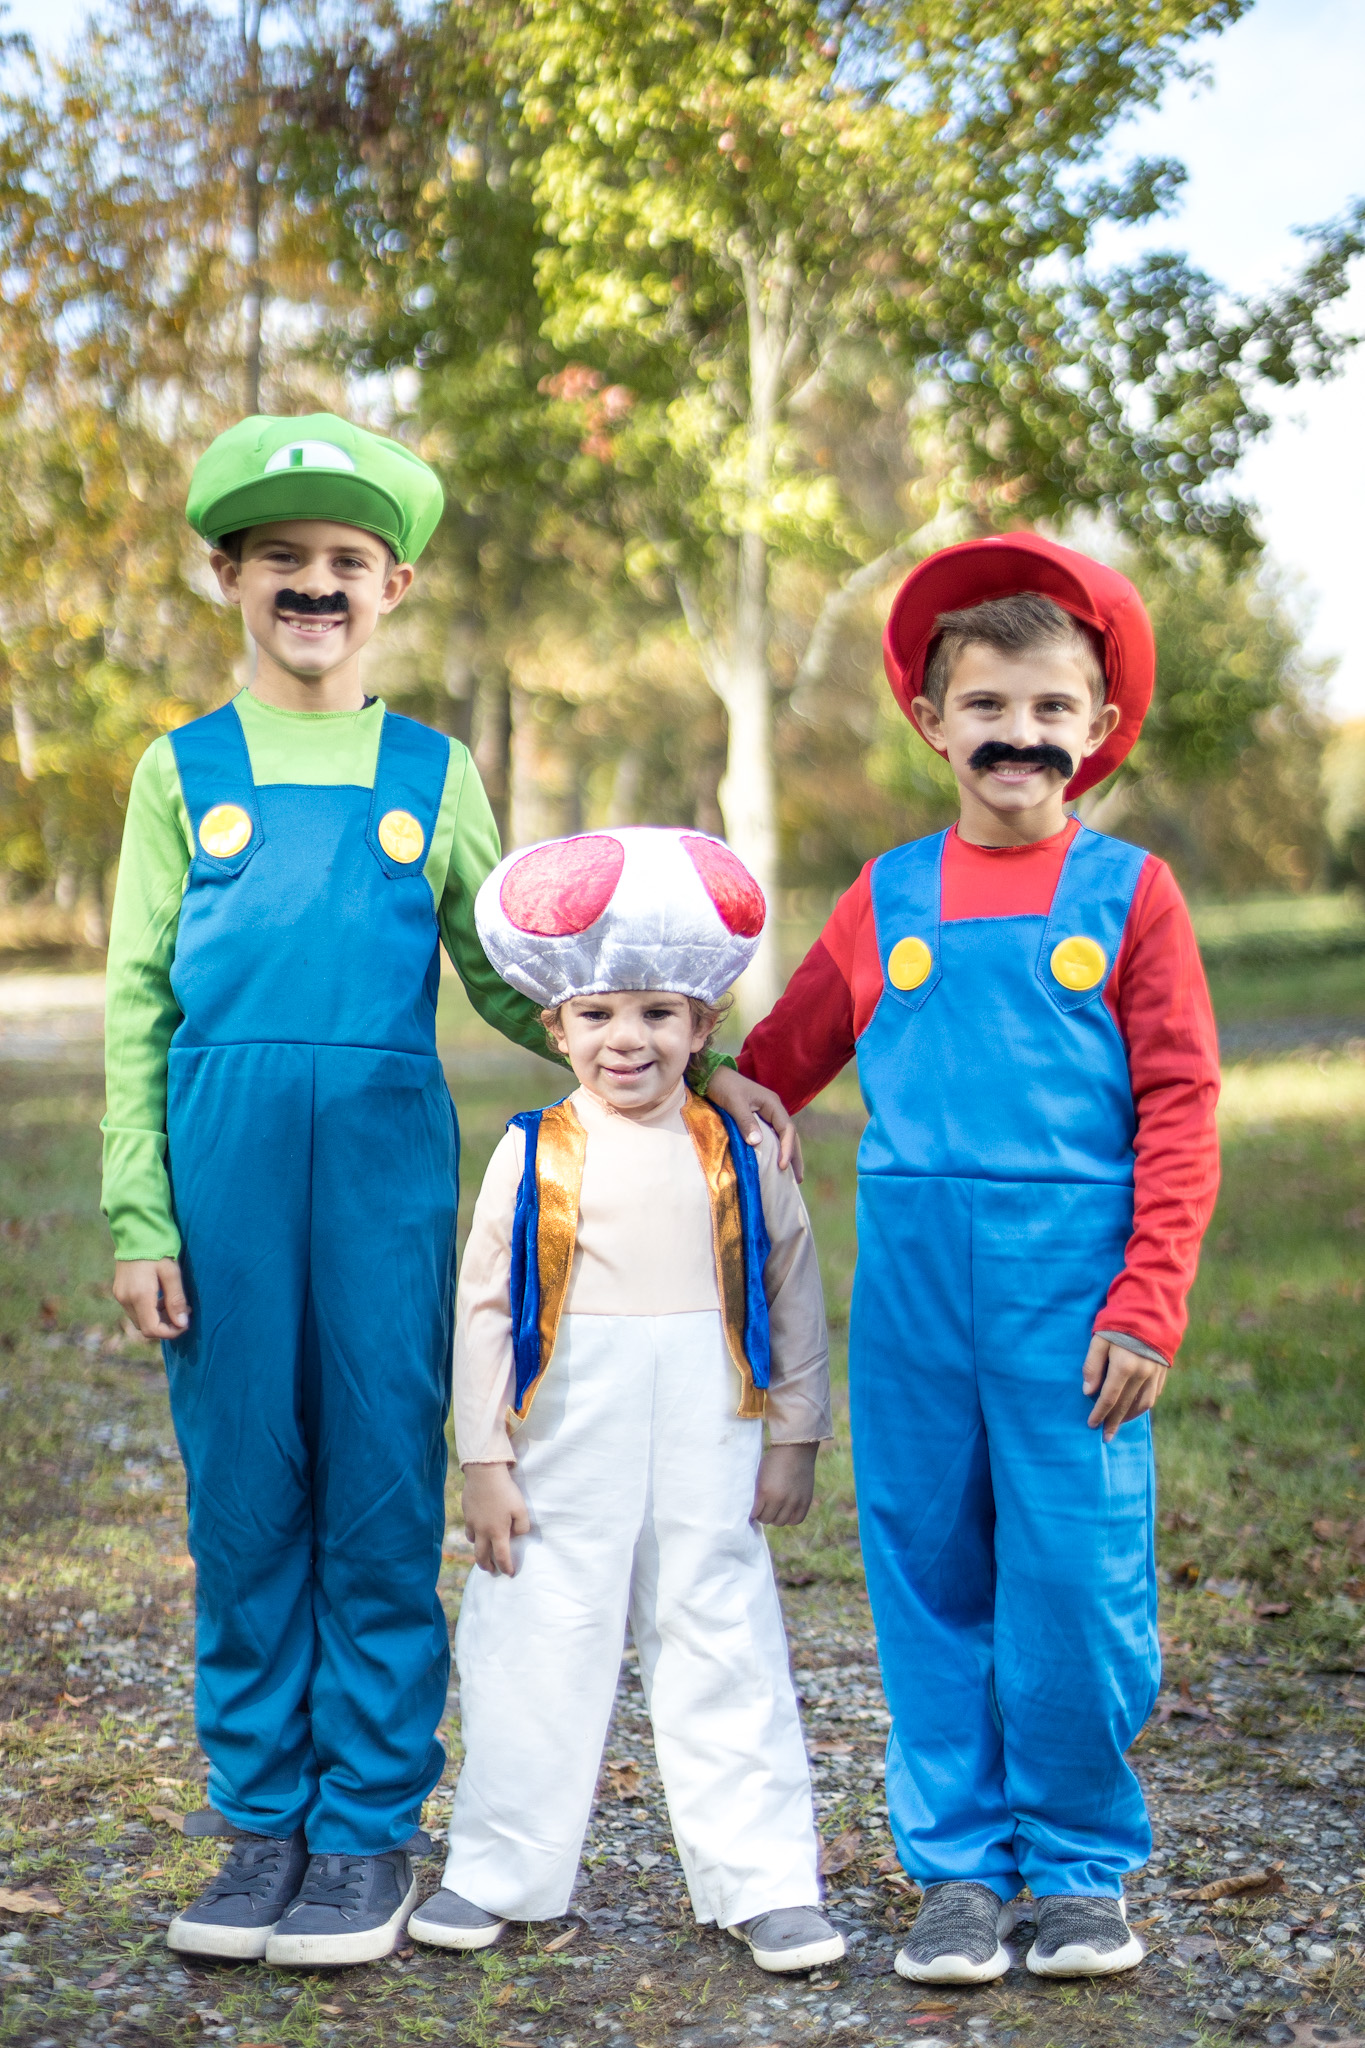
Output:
top-left (922, 592), bottom-right (1106, 713)
top-left (541, 992), bottom-right (732, 1090)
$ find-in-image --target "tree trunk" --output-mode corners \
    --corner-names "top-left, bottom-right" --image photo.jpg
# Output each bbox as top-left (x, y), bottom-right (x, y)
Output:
top-left (240, 0), bottom-right (265, 412)
top-left (472, 668), bottom-right (512, 848)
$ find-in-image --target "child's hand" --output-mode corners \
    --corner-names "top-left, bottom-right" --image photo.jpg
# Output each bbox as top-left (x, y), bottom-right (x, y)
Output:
top-left (752, 1442), bottom-right (818, 1527)
top-left (704, 1068), bottom-right (804, 1181)
top-left (462, 1462), bottom-right (531, 1575)
top-left (1083, 1335), bottom-right (1168, 1442)
top-left (113, 1259), bottom-right (190, 1342)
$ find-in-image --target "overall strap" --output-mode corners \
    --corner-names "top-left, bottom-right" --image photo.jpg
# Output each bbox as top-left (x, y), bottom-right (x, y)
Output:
top-left (168, 701), bottom-right (263, 878)
top-left (1037, 825), bottom-right (1149, 1014)
top-left (507, 1099), bottom-right (586, 1424)
top-left (680, 1091), bottom-right (772, 1418)
top-left (868, 829), bottom-right (948, 1014)
top-left (366, 710), bottom-right (452, 879)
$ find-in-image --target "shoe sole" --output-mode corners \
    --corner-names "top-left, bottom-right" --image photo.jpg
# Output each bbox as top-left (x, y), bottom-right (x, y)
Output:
top-left (895, 1942), bottom-right (1012, 1985)
top-left (407, 1908), bottom-right (508, 1952)
top-left (735, 1929), bottom-right (847, 1973)
top-left (264, 1877), bottom-right (417, 1967)
top-left (167, 1915), bottom-right (276, 1962)
top-left (1026, 1934), bottom-right (1145, 1978)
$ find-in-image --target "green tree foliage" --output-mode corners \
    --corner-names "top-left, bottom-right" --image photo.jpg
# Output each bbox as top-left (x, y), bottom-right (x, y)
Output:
top-left (0, 0), bottom-right (340, 932)
top-left (286, 0), bottom-right (1362, 999)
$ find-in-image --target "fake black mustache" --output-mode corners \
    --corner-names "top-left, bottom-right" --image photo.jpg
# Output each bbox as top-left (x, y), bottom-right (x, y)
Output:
top-left (275, 589), bottom-right (349, 616)
top-left (969, 740), bottom-right (1074, 780)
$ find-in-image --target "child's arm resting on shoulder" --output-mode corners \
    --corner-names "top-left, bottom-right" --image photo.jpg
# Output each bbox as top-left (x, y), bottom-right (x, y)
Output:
top-left (436, 750), bottom-right (567, 1066)
top-left (462, 1461), bottom-right (531, 1575)
top-left (706, 876), bottom-right (868, 1173)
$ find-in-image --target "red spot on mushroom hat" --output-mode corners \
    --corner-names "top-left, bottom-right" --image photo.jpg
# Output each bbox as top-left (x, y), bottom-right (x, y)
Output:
top-left (475, 828), bottom-right (767, 1007)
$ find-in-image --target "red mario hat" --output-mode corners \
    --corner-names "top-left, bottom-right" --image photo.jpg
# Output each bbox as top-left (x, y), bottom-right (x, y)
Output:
top-left (882, 532), bottom-right (1155, 801)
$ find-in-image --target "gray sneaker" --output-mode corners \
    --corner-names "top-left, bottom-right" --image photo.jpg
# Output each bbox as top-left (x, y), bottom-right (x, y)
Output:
top-left (729, 1905), bottom-right (846, 1973)
top-left (1026, 1893), bottom-right (1143, 1977)
top-left (894, 1880), bottom-right (1015, 1984)
top-left (264, 1845), bottom-right (420, 1966)
top-left (408, 1886), bottom-right (508, 1952)
top-left (167, 1829), bottom-right (309, 1961)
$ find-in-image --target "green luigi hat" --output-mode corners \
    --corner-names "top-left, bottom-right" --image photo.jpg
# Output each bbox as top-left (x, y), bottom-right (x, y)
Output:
top-left (186, 413), bottom-right (444, 564)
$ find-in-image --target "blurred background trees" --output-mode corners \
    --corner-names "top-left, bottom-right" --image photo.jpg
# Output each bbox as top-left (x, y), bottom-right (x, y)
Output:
top-left (0, 0), bottom-right (1361, 986)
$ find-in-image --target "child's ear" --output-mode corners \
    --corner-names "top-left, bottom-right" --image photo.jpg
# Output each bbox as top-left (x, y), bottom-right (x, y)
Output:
top-left (1082, 700), bottom-right (1122, 756)
top-left (209, 549), bottom-right (242, 606)
top-left (378, 561), bottom-right (416, 614)
top-left (910, 694), bottom-right (950, 755)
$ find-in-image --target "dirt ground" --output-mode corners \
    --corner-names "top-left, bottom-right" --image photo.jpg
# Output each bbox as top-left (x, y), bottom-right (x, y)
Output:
top-left (2, 995), bottom-right (1365, 2048)
top-left (1, 1337), bottom-right (1364, 2048)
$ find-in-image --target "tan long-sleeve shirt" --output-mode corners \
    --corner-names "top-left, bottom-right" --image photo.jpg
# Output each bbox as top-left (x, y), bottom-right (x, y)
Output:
top-left (454, 1081), bottom-right (832, 1463)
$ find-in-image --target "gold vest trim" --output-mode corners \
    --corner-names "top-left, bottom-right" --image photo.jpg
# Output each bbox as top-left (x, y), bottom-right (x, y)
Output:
top-left (680, 1090), bottom-right (766, 1420)
top-left (506, 1099), bottom-right (587, 1427)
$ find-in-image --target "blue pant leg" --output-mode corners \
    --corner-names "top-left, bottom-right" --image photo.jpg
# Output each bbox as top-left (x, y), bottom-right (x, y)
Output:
top-left (973, 1182), bottom-right (1160, 1897)
top-left (163, 1043), bottom-right (318, 1836)
top-left (850, 1176), bottom-right (1019, 1898)
top-left (304, 1048), bottom-right (458, 1853)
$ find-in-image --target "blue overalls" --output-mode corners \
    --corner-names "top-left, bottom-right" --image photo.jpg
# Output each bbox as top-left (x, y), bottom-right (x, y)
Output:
top-left (162, 699), bottom-right (459, 1854)
top-left (849, 825), bottom-right (1161, 1900)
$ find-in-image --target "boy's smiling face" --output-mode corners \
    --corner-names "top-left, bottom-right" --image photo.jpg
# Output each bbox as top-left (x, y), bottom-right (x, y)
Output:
top-left (548, 990), bottom-right (711, 1118)
top-left (210, 519), bottom-right (414, 708)
top-left (912, 642), bottom-right (1121, 846)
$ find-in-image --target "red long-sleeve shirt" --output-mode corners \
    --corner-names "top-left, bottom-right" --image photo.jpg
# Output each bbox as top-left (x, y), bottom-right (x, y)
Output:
top-left (739, 821), bottom-right (1221, 1363)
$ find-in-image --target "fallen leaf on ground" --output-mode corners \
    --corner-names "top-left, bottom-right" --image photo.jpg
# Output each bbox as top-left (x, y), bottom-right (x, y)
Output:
top-left (1151, 1679), bottom-right (1229, 1736)
top-left (818, 1828), bottom-right (861, 1876)
top-left (1172, 1932), bottom-right (1220, 1962)
top-left (316, 2004), bottom-right (342, 2017)
top-left (1172, 1861), bottom-right (1284, 1902)
top-left (90, 1968), bottom-right (119, 1989)
top-left (0, 1885), bottom-right (63, 1916)
top-left (543, 1924), bottom-right (579, 1953)
top-left (147, 1806), bottom-right (185, 1832)
top-left (810, 1740), bottom-right (852, 1756)
top-left (1285, 2027), bottom-right (1365, 2048)
top-left (494, 1985), bottom-right (515, 2006)
top-left (1256, 1602), bottom-right (1292, 1618)
top-left (604, 1760), bottom-right (641, 1798)
top-left (874, 1851), bottom-right (902, 1876)
top-left (59, 1692), bottom-right (90, 1706)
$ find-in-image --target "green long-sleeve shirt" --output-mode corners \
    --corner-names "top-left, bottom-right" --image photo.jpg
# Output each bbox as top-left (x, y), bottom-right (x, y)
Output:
top-left (101, 690), bottom-right (558, 1262)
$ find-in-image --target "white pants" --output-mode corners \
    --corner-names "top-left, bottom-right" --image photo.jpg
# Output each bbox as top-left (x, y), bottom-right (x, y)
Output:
top-left (445, 1310), bottom-right (821, 1926)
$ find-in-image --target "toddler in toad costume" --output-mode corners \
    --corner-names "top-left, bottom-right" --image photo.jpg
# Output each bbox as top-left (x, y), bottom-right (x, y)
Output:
top-left (407, 828), bottom-right (845, 1975)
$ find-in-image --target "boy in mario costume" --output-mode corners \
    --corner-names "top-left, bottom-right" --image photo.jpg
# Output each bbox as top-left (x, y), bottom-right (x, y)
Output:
top-left (406, 828), bottom-right (845, 1975)
top-left (102, 415), bottom-right (567, 1967)
top-left (727, 535), bottom-right (1221, 1982)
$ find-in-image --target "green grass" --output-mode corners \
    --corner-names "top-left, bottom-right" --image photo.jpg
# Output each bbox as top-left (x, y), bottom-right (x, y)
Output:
top-left (4, 1005), bottom-right (1364, 1677)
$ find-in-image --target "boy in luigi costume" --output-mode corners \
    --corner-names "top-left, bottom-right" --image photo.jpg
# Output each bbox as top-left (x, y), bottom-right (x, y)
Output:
top-left (721, 535), bottom-right (1222, 1983)
top-left (103, 414), bottom-right (562, 1967)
